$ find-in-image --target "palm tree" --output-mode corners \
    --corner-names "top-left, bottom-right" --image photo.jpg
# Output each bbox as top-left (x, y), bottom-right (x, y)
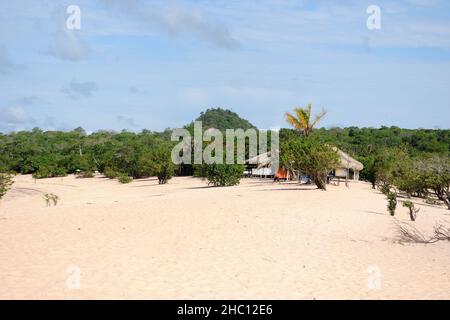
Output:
top-left (285, 103), bottom-right (327, 137)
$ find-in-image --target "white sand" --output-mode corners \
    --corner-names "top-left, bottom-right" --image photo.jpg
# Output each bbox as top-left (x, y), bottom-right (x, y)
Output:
top-left (0, 174), bottom-right (449, 299)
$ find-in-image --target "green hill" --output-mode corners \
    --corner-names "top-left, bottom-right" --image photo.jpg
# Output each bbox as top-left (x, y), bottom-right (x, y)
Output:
top-left (189, 108), bottom-right (256, 131)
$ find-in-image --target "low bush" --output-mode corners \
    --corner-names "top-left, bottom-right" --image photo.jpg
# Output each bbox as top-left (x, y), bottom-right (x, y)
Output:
top-left (118, 174), bottom-right (133, 184)
top-left (205, 163), bottom-right (244, 187)
top-left (76, 170), bottom-right (94, 178)
top-left (32, 166), bottom-right (67, 179)
top-left (103, 168), bottom-right (119, 179)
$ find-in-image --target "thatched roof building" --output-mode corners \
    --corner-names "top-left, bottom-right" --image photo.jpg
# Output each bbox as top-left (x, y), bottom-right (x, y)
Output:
top-left (246, 147), bottom-right (364, 180)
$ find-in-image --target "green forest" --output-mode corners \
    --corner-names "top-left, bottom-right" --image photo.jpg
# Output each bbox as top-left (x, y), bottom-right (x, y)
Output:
top-left (0, 108), bottom-right (449, 207)
top-left (0, 108), bottom-right (448, 178)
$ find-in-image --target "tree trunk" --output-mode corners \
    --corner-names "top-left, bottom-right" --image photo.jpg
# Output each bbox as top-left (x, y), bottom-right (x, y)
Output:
top-left (444, 198), bottom-right (450, 210)
top-left (435, 189), bottom-right (450, 210)
top-left (312, 175), bottom-right (327, 190)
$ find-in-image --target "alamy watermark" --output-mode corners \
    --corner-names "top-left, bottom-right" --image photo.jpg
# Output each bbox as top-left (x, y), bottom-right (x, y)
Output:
top-left (171, 121), bottom-right (279, 170)
top-left (367, 265), bottom-right (382, 290)
top-left (366, 5), bottom-right (381, 30)
top-left (66, 5), bottom-right (81, 30)
top-left (66, 264), bottom-right (81, 290)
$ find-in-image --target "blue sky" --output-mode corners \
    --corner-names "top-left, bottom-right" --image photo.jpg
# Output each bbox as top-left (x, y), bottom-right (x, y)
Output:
top-left (1, 0), bottom-right (450, 133)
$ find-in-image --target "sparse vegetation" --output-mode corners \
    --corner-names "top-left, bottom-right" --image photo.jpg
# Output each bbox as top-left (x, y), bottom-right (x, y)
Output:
top-left (402, 200), bottom-right (420, 221)
top-left (43, 193), bottom-right (59, 207)
top-left (396, 222), bottom-right (450, 244)
top-left (0, 173), bottom-right (13, 200)
top-left (386, 191), bottom-right (398, 216)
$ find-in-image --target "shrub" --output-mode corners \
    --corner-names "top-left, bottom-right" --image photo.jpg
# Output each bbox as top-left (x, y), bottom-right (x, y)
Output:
top-left (43, 193), bottom-right (59, 206)
top-left (103, 168), bottom-right (119, 179)
top-left (32, 165), bottom-right (67, 179)
top-left (118, 174), bottom-right (133, 184)
top-left (156, 165), bottom-right (174, 184)
top-left (205, 163), bottom-right (244, 187)
top-left (419, 156), bottom-right (450, 210)
top-left (76, 170), bottom-right (94, 178)
top-left (402, 200), bottom-right (420, 221)
top-left (386, 191), bottom-right (398, 216)
top-left (0, 173), bottom-right (14, 200)
top-left (380, 183), bottom-right (392, 196)
top-left (144, 143), bottom-right (177, 184)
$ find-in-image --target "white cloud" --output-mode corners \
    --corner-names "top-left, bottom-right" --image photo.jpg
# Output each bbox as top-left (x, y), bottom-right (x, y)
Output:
top-left (48, 28), bottom-right (91, 61)
top-left (62, 79), bottom-right (98, 99)
top-left (101, 0), bottom-right (239, 49)
top-left (0, 106), bottom-right (35, 132)
top-left (47, 5), bottom-right (91, 61)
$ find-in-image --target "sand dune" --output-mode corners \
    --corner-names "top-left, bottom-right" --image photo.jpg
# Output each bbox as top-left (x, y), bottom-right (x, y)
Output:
top-left (0, 174), bottom-right (449, 299)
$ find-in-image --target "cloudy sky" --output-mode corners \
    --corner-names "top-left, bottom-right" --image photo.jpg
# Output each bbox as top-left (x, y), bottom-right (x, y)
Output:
top-left (1, 0), bottom-right (450, 132)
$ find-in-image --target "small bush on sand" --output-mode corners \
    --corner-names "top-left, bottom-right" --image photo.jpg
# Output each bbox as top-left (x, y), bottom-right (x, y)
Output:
top-left (145, 143), bottom-right (176, 184)
top-left (205, 163), bottom-right (244, 187)
top-left (104, 168), bottom-right (119, 179)
top-left (43, 193), bottom-right (59, 206)
top-left (32, 166), bottom-right (67, 179)
top-left (118, 174), bottom-right (133, 184)
top-left (396, 221), bottom-right (450, 244)
top-left (0, 173), bottom-right (14, 200)
top-left (76, 170), bottom-right (94, 178)
top-left (402, 200), bottom-right (420, 221)
top-left (386, 190), bottom-right (398, 216)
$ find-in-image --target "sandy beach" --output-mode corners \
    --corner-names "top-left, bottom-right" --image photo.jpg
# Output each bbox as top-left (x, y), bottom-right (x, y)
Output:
top-left (0, 174), bottom-right (449, 299)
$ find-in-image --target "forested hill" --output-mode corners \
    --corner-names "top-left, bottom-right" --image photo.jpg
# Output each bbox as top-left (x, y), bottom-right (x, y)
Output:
top-left (188, 108), bottom-right (256, 131)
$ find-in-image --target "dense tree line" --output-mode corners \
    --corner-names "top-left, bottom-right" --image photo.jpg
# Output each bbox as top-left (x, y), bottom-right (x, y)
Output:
top-left (0, 109), bottom-right (449, 194)
top-left (0, 127), bottom-right (176, 184)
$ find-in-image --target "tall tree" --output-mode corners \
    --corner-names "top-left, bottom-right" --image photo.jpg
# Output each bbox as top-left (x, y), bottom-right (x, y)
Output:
top-left (285, 104), bottom-right (327, 137)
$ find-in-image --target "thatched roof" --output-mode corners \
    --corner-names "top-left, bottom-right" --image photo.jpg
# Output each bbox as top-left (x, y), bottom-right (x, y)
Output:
top-left (246, 147), bottom-right (364, 171)
top-left (246, 152), bottom-right (272, 168)
top-left (333, 147), bottom-right (364, 171)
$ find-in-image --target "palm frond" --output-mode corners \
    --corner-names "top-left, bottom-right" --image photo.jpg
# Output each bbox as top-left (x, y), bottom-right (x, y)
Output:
top-left (311, 109), bottom-right (327, 128)
top-left (285, 112), bottom-right (302, 130)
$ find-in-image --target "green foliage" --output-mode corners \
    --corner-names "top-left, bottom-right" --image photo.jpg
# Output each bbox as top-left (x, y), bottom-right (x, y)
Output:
top-left (117, 174), bottom-right (133, 184)
top-left (0, 111), bottom-right (449, 195)
top-left (285, 104), bottom-right (327, 137)
top-left (205, 163), bottom-right (244, 187)
top-left (103, 167), bottom-right (119, 179)
top-left (380, 183), bottom-right (392, 196)
top-left (280, 136), bottom-right (339, 190)
top-left (393, 160), bottom-right (428, 198)
top-left (418, 156), bottom-right (450, 209)
top-left (76, 170), bottom-right (94, 178)
top-left (145, 143), bottom-right (176, 184)
top-left (360, 147), bottom-right (409, 189)
top-left (386, 191), bottom-right (398, 216)
top-left (32, 165), bottom-right (68, 179)
top-left (186, 108), bottom-right (255, 131)
top-left (312, 126), bottom-right (449, 156)
top-left (0, 173), bottom-right (14, 200)
top-left (402, 200), bottom-right (420, 221)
